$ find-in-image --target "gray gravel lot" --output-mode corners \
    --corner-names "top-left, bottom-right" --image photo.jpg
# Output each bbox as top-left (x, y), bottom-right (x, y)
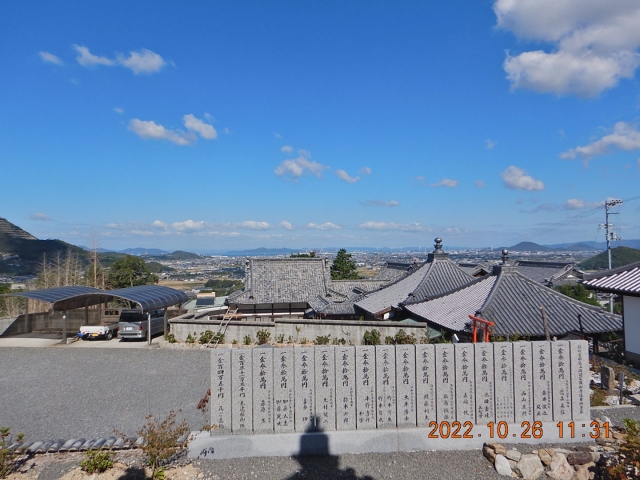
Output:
top-left (0, 347), bottom-right (211, 439)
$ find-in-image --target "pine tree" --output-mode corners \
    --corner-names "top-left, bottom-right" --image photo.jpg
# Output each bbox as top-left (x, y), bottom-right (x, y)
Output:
top-left (330, 249), bottom-right (360, 280)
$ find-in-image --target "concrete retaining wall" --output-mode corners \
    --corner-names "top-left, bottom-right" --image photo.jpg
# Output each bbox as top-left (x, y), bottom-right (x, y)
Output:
top-left (169, 317), bottom-right (428, 345)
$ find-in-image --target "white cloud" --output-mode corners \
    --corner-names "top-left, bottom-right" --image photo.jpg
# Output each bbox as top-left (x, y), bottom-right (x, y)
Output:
top-left (113, 107), bottom-right (124, 114)
top-left (359, 221), bottom-right (428, 232)
top-left (360, 167), bottom-right (372, 175)
top-left (128, 119), bottom-right (196, 146)
top-left (307, 222), bottom-right (341, 230)
top-left (204, 112), bottom-right (214, 120)
top-left (360, 200), bottom-right (400, 207)
top-left (335, 169), bottom-right (361, 183)
top-left (486, 139), bottom-right (496, 149)
top-left (495, 0), bottom-right (640, 96)
top-left (274, 152), bottom-right (328, 180)
top-left (183, 114), bottom-right (217, 140)
top-left (561, 122), bottom-right (640, 164)
top-left (564, 198), bottom-right (604, 209)
top-left (152, 220), bottom-right (168, 229)
top-left (106, 223), bottom-right (124, 229)
top-left (172, 220), bottom-right (206, 233)
top-left (430, 178), bottom-right (459, 188)
top-left (475, 180), bottom-right (487, 188)
top-left (238, 221), bottom-right (271, 230)
top-left (131, 230), bottom-right (154, 236)
top-left (281, 145), bottom-right (293, 153)
top-left (280, 221), bottom-right (293, 230)
top-left (39, 51), bottom-right (63, 65)
top-left (29, 213), bottom-right (52, 221)
top-left (73, 45), bottom-right (114, 66)
top-left (117, 48), bottom-right (167, 74)
top-left (501, 166), bottom-right (545, 191)
top-left (223, 128), bottom-right (231, 134)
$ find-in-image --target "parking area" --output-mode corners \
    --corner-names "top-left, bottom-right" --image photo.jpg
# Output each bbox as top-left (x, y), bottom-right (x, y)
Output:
top-left (0, 332), bottom-right (168, 348)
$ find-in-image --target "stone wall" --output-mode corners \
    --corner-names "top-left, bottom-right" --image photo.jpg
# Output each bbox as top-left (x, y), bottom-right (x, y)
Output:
top-left (170, 317), bottom-right (428, 345)
top-left (208, 341), bottom-right (590, 437)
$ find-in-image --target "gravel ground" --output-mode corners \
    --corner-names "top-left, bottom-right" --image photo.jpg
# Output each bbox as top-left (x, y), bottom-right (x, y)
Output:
top-left (0, 347), bottom-right (211, 439)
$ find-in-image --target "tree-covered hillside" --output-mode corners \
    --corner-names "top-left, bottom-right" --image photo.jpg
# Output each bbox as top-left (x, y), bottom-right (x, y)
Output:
top-left (579, 246), bottom-right (640, 270)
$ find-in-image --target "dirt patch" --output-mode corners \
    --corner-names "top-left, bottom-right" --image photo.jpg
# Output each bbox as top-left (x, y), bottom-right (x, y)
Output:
top-left (5, 450), bottom-right (201, 480)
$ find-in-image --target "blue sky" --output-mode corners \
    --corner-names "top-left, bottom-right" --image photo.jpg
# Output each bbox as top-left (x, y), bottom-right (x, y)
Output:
top-left (2, 1), bottom-right (640, 252)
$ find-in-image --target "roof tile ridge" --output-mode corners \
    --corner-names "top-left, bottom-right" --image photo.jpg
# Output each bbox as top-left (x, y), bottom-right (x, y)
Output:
top-left (358, 261), bottom-right (429, 299)
top-left (475, 272), bottom-right (503, 316)
top-left (403, 274), bottom-right (491, 306)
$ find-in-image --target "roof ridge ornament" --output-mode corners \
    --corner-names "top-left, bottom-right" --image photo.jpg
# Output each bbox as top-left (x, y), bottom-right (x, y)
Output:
top-left (434, 237), bottom-right (443, 253)
top-left (502, 249), bottom-right (509, 265)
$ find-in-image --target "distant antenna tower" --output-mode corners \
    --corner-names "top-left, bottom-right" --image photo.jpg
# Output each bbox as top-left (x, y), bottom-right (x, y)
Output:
top-left (599, 199), bottom-right (623, 312)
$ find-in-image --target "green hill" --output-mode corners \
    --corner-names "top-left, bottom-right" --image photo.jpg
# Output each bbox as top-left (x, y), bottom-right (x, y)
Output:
top-left (579, 246), bottom-right (640, 270)
top-left (0, 217), bottom-right (88, 275)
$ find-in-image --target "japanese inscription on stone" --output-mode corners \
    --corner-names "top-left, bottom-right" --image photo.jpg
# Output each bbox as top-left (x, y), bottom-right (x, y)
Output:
top-left (335, 346), bottom-right (356, 431)
top-left (435, 344), bottom-right (456, 422)
top-left (493, 342), bottom-right (515, 423)
top-left (294, 347), bottom-right (315, 432)
top-left (454, 343), bottom-right (475, 422)
top-left (252, 348), bottom-right (273, 434)
top-left (273, 347), bottom-right (294, 433)
top-left (570, 340), bottom-right (589, 421)
top-left (514, 342), bottom-right (533, 424)
top-left (475, 343), bottom-right (495, 423)
top-left (395, 344), bottom-right (416, 428)
top-left (532, 341), bottom-right (553, 422)
top-left (315, 346), bottom-right (336, 431)
top-left (231, 348), bottom-right (253, 435)
top-left (355, 346), bottom-right (377, 429)
top-left (416, 344), bottom-right (436, 427)
top-left (376, 345), bottom-right (397, 428)
top-left (211, 349), bottom-right (231, 435)
top-left (551, 341), bottom-right (572, 421)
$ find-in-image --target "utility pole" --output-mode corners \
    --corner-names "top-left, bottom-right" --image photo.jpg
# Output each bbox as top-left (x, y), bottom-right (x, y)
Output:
top-left (600, 199), bottom-right (623, 312)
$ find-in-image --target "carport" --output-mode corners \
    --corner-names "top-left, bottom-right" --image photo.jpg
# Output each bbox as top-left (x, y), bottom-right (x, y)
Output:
top-left (1, 285), bottom-right (188, 344)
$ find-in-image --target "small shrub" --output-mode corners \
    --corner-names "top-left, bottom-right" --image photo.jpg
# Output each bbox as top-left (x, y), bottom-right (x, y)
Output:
top-left (243, 335), bottom-right (252, 345)
top-left (590, 387), bottom-right (607, 407)
top-left (315, 335), bottom-right (331, 345)
top-left (276, 334), bottom-right (285, 344)
top-left (199, 330), bottom-right (224, 345)
top-left (164, 333), bottom-right (176, 344)
top-left (331, 337), bottom-right (346, 345)
top-left (256, 329), bottom-right (271, 345)
top-left (384, 336), bottom-right (394, 345)
top-left (0, 427), bottom-right (25, 479)
top-left (136, 411), bottom-right (189, 480)
top-left (299, 337), bottom-right (309, 345)
top-left (232, 339), bottom-right (238, 345)
top-left (186, 333), bottom-right (196, 344)
top-left (393, 329), bottom-right (416, 345)
top-left (287, 335), bottom-right (294, 344)
top-left (363, 329), bottom-right (381, 345)
top-left (80, 449), bottom-right (114, 474)
top-left (607, 418), bottom-right (640, 480)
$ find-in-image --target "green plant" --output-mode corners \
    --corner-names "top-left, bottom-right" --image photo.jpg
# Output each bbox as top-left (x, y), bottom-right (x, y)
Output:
top-left (243, 335), bottom-right (252, 345)
top-left (315, 334), bottom-right (331, 345)
top-left (164, 333), bottom-right (176, 344)
top-left (0, 427), bottom-right (25, 479)
top-left (363, 329), bottom-right (381, 345)
top-left (299, 337), bottom-right (309, 345)
top-left (186, 333), bottom-right (196, 344)
top-left (287, 335), bottom-right (294, 344)
top-left (256, 329), bottom-right (271, 345)
top-left (136, 411), bottom-right (189, 480)
top-left (590, 387), bottom-right (607, 406)
top-left (199, 330), bottom-right (224, 345)
top-left (232, 339), bottom-right (238, 345)
top-left (331, 337), bottom-right (346, 345)
top-left (276, 334), bottom-right (285, 343)
top-left (80, 449), bottom-right (114, 474)
top-left (607, 418), bottom-right (640, 479)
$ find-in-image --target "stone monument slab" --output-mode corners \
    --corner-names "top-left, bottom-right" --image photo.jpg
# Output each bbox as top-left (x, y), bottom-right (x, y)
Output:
top-left (551, 341), bottom-right (572, 421)
top-left (395, 344), bottom-right (417, 428)
top-left (415, 344), bottom-right (436, 427)
top-left (532, 341), bottom-right (553, 422)
top-left (514, 342), bottom-right (534, 424)
top-left (454, 343), bottom-right (475, 422)
top-left (570, 340), bottom-right (590, 421)
top-left (273, 347), bottom-right (294, 433)
top-left (253, 347), bottom-right (274, 434)
top-left (435, 344), bottom-right (455, 422)
top-left (211, 349), bottom-right (231, 435)
top-left (335, 346), bottom-right (356, 431)
top-left (376, 345), bottom-right (397, 429)
top-left (601, 365), bottom-right (616, 391)
top-left (355, 346), bottom-right (377, 429)
top-left (294, 347), bottom-right (315, 432)
top-left (231, 348), bottom-right (253, 435)
top-left (475, 343), bottom-right (495, 423)
top-left (493, 342), bottom-right (515, 423)
top-left (315, 346), bottom-right (336, 431)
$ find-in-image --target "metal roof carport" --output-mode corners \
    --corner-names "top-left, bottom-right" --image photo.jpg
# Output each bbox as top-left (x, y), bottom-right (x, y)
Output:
top-left (1, 285), bottom-right (188, 344)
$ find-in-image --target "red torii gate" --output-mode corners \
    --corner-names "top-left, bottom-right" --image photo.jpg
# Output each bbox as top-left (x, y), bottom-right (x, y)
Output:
top-left (468, 314), bottom-right (494, 343)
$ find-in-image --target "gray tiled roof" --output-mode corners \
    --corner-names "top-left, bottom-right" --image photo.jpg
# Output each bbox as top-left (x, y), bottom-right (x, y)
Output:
top-left (515, 261), bottom-right (582, 285)
top-left (583, 260), bottom-right (640, 295)
top-left (355, 252), bottom-right (474, 316)
top-left (227, 258), bottom-right (331, 304)
top-left (308, 296), bottom-right (359, 315)
top-left (405, 265), bottom-right (622, 336)
top-left (328, 280), bottom-right (389, 299)
top-left (371, 262), bottom-right (415, 281)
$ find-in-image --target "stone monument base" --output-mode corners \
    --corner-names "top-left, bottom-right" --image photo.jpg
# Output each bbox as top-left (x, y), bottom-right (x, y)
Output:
top-left (188, 422), bottom-right (594, 460)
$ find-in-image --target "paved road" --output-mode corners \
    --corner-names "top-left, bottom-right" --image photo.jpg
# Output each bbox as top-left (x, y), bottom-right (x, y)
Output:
top-left (0, 347), bottom-right (211, 440)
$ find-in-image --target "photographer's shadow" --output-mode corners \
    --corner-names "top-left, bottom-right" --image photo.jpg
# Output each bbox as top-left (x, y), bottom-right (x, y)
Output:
top-left (284, 415), bottom-right (374, 480)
